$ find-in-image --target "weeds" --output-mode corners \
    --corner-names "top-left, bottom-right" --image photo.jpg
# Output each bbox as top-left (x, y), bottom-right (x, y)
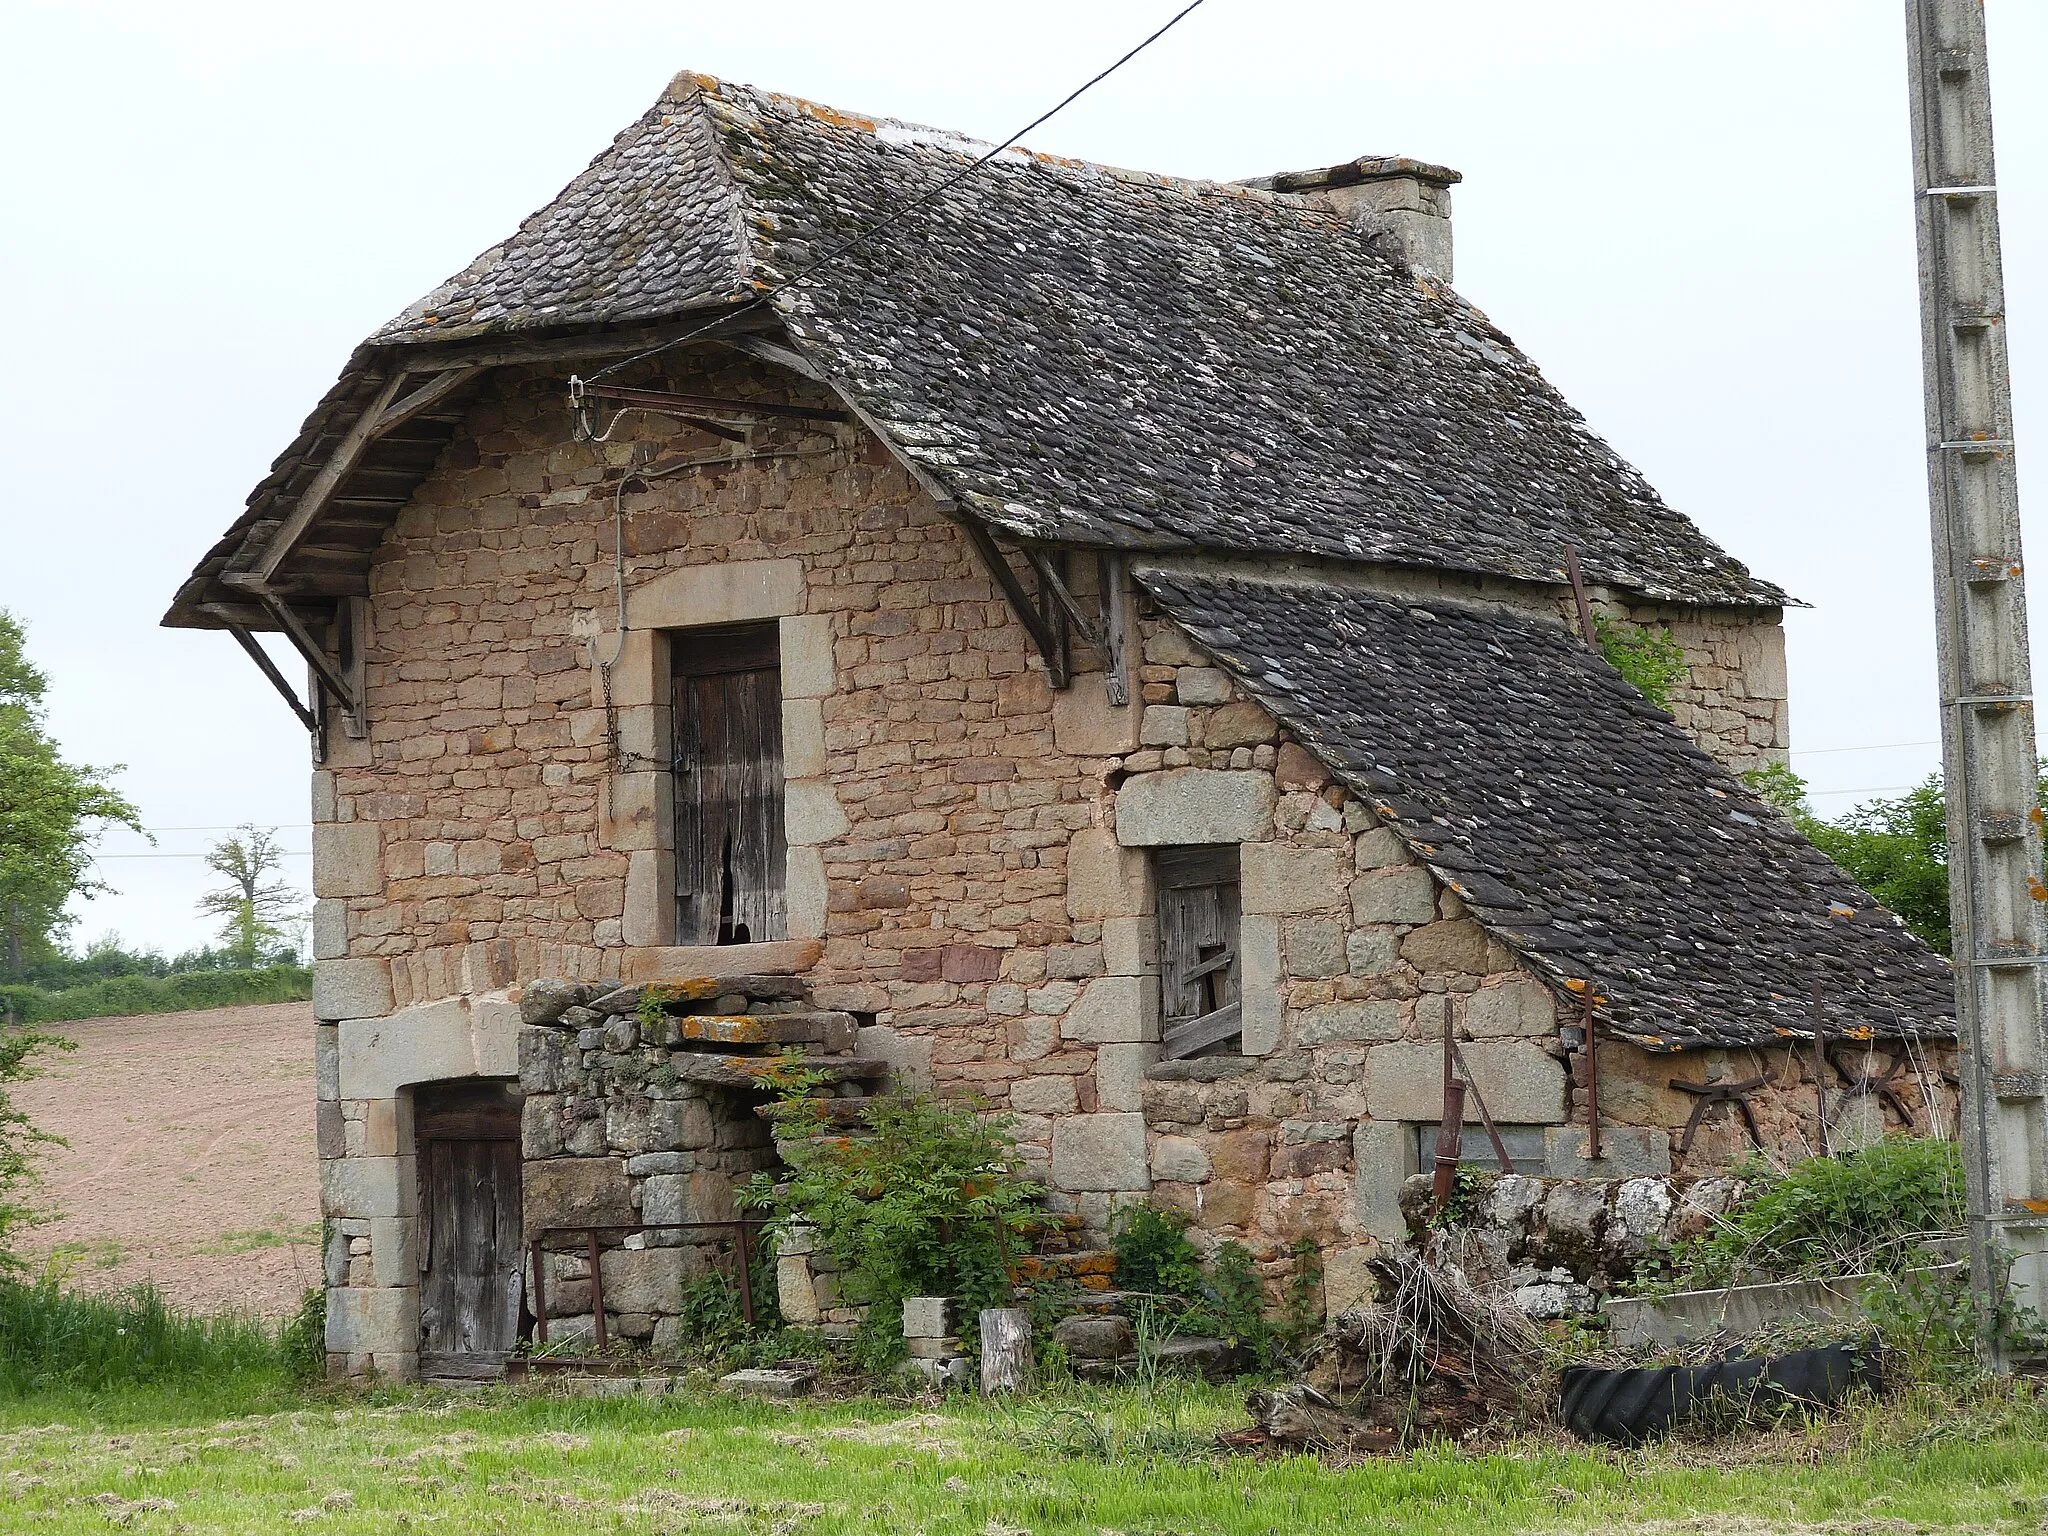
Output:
top-left (0, 1275), bottom-right (303, 1393)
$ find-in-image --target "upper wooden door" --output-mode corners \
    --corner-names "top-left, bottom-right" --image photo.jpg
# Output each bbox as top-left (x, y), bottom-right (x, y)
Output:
top-left (416, 1083), bottom-right (523, 1373)
top-left (1156, 845), bottom-right (1242, 1059)
top-left (672, 623), bottom-right (786, 946)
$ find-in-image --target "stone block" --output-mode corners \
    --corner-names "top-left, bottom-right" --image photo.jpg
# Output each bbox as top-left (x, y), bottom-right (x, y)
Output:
top-left (1399, 919), bottom-right (1492, 974)
top-left (782, 698), bottom-right (827, 778)
top-left (338, 999), bottom-right (473, 1098)
top-left (311, 899), bottom-right (347, 961)
top-left (1060, 976), bottom-right (1159, 1045)
top-left (779, 615), bottom-right (836, 699)
top-left (521, 978), bottom-right (590, 1026)
top-left (722, 1367), bottom-right (814, 1397)
top-left (312, 822), bottom-right (382, 898)
top-left (778, 1257), bottom-right (821, 1325)
top-left (522, 1095), bottom-right (564, 1159)
top-left (1053, 1313), bottom-right (1136, 1360)
top-left (1095, 1042), bottom-right (1160, 1112)
top-left (1366, 1039), bottom-right (1567, 1124)
top-left (1066, 828), bottom-right (1152, 919)
top-left (1050, 1113), bottom-right (1151, 1192)
top-left (472, 998), bottom-right (519, 1077)
top-left (1239, 914), bottom-right (1282, 1056)
top-left (1353, 828), bottom-right (1408, 870)
top-left (316, 1099), bottom-right (345, 1159)
top-left (314, 957), bottom-right (393, 1023)
top-left (1294, 1000), bottom-right (1402, 1046)
top-left (1102, 916), bottom-right (1158, 976)
top-left (1115, 769), bottom-right (1275, 846)
top-left (902, 1296), bottom-right (951, 1338)
top-left (785, 780), bottom-right (849, 846)
top-left (787, 846), bottom-right (828, 939)
top-left (1543, 1125), bottom-right (1673, 1179)
top-left (856, 1023), bottom-right (933, 1094)
top-left (622, 849), bottom-right (669, 948)
top-left (1283, 917), bottom-right (1346, 979)
top-left (370, 1216), bottom-right (417, 1287)
top-left (1176, 666), bottom-right (1231, 705)
top-left (1466, 977), bottom-right (1558, 1038)
top-left (628, 557), bottom-right (803, 630)
top-left (1350, 867), bottom-right (1438, 925)
top-left (1354, 1120), bottom-right (1414, 1245)
top-left (1140, 705), bottom-right (1190, 746)
top-left (641, 1171), bottom-right (733, 1226)
top-left (1051, 681), bottom-right (1143, 756)
top-left (1322, 1245), bottom-right (1379, 1317)
top-left (1241, 844), bottom-right (1351, 916)
top-left (310, 769), bottom-right (336, 824)
top-left (326, 1285), bottom-right (417, 1356)
top-left (1204, 700), bottom-right (1278, 748)
top-left (1151, 1135), bottom-right (1212, 1183)
top-left (520, 1026), bottom-right (567, 1094)
top-left (600, 1246), bottom-right (698, 1313)
top-left (523, 1158), bottom-right (632, 1240)
top-left (1274, 742), bottom-right (1330, 790)
top-left (315, 1023), bottom-right (340, 1101)
top-left (1011, 1075), bottom-right (1079, 1115)
top-left (1346, 929), bottom-right (1398, 976)
top-left (321, 1155), bottom-right (414, 1220)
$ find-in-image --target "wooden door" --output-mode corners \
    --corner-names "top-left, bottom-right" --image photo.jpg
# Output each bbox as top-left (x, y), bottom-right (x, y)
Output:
top-left (1156, 846), bottom-right (1242, 1059)
top-left (416, 1083), bottom-right (523, 1374)
top-left (673, 623), bottom-right (786, 946)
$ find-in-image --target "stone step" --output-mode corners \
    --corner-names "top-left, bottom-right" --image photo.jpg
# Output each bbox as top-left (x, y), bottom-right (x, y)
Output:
top-left (643, 975), bottom-right (810, 1009)
top-left (668, 1053), bottom-right (890, 1092)
top-left (664, 1012), bottom-right (856, 1051)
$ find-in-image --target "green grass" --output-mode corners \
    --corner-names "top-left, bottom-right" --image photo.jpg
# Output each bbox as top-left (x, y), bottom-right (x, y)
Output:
top-left (0, 1278), bottom-right (309, 1398)
top-left (200, 1222), bottom-right (323, 1257)
top-left (2, 1373), bottom-right (2046, 1534)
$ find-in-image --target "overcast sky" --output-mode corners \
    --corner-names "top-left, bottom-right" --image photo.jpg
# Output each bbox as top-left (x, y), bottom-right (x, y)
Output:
top-left (1, 0), bottom-right (2043, 959)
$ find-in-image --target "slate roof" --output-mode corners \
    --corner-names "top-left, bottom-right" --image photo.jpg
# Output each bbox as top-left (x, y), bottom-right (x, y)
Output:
top-left (1136, 569), bottom-right (1956, 1052)
top-left (165, 71), bottom-right (1787, 627)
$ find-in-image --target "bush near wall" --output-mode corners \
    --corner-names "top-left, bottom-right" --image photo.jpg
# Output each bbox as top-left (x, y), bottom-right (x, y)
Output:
top-left (0, 965), bottom-right (311, 1024)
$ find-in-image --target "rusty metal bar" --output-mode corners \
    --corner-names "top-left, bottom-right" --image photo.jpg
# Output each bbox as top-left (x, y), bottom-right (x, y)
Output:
top-left (530, 1240), bottom-right (548, 1346)
top-left (587, 1232), bottom-right (606, 1353)
top-left (1430, 1079), bottom-right (1468, 1214)
top-left (1564, 544), bottom-right (1599, 647)
top-left (1450, 1039), bottom-right (1516, 1172)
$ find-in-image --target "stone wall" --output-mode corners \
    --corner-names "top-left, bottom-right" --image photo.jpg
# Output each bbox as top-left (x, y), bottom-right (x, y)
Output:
top-left (307, 349), bottom-right (1808, 1371)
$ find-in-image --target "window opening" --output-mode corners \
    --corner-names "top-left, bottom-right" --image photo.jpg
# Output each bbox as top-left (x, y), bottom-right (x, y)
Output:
top-left (1155, 845), bottom-right (1242, 1059)
top-left (672, 622), bottom-right (785, 946)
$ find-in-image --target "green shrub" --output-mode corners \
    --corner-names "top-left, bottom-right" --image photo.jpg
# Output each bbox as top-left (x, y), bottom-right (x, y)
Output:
top-left (279, 1285), bottom-right (327, 1381)
top-left (1112, 1205), bottom-right (1204, 1298)
top-left (1593, 613), bottom-right (1689, 711)
top-left (0, 965), bottom-right (311, 1024)
top-left (741, 1089), bottom-right (1040, 1358)
top-left (1655, 1140), bottom-right (1966, 1290)
top-left (0, 1276), bottom-right (298, 1393)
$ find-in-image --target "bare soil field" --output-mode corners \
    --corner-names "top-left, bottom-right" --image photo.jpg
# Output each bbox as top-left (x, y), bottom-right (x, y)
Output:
top-left (12, 999), bottom-right (319, 1317)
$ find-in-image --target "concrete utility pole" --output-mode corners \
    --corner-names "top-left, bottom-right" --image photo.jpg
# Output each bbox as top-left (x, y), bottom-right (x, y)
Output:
top-left (1906, 0), bottom-right (2048, 1365)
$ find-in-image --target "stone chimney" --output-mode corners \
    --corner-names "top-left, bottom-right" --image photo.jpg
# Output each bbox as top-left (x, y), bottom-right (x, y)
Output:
top-left (1237, 155), bottom-right (1461, 283)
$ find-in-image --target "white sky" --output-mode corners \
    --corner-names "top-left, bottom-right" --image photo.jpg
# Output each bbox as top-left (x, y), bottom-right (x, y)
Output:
top-left (0, 0), bottom-right (2043, 959)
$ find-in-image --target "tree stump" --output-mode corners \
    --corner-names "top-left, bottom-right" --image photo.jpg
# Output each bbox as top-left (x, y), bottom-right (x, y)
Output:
top-left (979, 1307), bottom-right (1032, 1394)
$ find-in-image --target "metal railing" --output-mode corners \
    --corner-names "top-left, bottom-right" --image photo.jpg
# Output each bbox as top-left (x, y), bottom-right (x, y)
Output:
top-left (530, 1218), bottom-right (771, 1351)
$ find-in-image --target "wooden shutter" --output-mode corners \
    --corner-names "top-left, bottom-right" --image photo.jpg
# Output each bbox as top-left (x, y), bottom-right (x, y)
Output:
top-left (1156, 846), bottom-right (1242, 1059)
top-left (672, 623), bottom-right (786, 946)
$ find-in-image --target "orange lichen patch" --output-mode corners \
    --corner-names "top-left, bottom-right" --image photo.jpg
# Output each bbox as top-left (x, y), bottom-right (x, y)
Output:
top-left (1844, 1025), bottom-right (1874, 1041)
top-left (2030, 877), bottom-right (2048, 903)
top-left (675, 1016), bottom-right (783, 1044)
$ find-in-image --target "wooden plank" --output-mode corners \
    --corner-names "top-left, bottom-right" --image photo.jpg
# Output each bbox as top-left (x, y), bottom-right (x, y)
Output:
top-left (1099, 552), bottom-right (1130, 707)
top-left (1164, 1001), bottom-right (1243, 1061)
top-left (959, 520), bottom-right (1064, 674)
top-left (370, 365), bottom-right (484, 435)
top-left (672, 624), bottom-right (785, 946)
top-left (250, 589), bottom-right (357, 712)
top-left (253, 369), bottom-right (411, 584)
top-left (1023, 545), bottom-right (1106, 653)
top-left (224, 624), bottom-right (318, 733)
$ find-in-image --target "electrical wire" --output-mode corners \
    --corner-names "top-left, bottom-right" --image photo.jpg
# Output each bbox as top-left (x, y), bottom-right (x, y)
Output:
top-left (570, 0), bottom-right (1210, 415)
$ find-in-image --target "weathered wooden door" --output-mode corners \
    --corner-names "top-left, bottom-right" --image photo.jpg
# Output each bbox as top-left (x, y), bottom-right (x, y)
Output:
top-left (672, 622), bottom-right (786, 945)
top-left (1156, 846), bottom-right (1243, 1059)
top-left (416, 1082), bottom-right (523, 1375)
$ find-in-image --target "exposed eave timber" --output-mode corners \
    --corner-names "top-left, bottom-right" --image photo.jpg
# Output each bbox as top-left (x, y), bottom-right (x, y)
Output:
top-left (253, 369), bottom-right (412, 584)
top-left (217, 620), bottom-right (320, 734)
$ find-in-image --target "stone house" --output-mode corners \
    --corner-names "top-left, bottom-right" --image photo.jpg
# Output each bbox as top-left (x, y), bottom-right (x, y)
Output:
top-left (165, 73), bottom-right (1958, 1378)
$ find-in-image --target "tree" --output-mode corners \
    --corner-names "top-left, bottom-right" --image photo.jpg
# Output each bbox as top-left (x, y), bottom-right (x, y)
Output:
top-left (0, 1020), bottom-right (68, 1272)
top-left (1743, 759), bottom-right (2048, 957)
top-left (0, 611), bottom-right (143, 978)
top-left (197, 825), bottom-right (304, 967)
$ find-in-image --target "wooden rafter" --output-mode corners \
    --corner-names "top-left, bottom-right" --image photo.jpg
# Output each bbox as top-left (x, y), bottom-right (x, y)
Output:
top-left (251, 369), bottom-right (412, 584)
top-left (215, 617), bottom-right (319, 733)
top-left (958, 520), bottom-right (1066, 682)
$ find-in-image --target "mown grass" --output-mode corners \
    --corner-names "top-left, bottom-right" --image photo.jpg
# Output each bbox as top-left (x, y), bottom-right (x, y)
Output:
top-left (3, 1372), bottom-right (2047, 1534)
